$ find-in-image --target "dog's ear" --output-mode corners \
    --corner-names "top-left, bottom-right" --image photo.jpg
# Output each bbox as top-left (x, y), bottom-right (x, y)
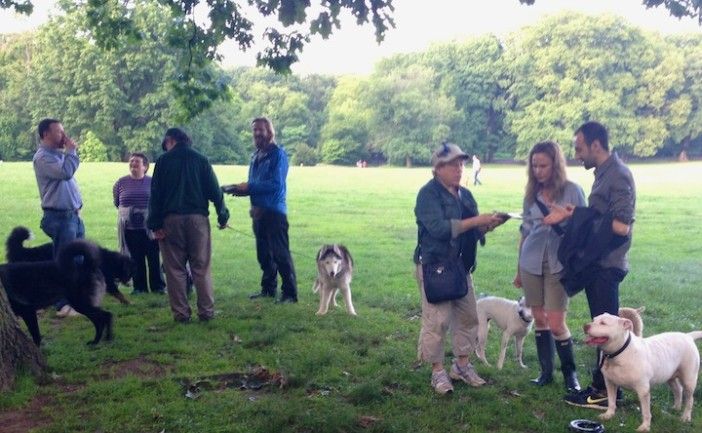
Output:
top-left (331, 244), bottom-right (342, 258)
top-left (317, 245), bottom-right (330, 261)
top-left (636, 306), bottom-right (646, 314)
top-left (620, 318), bottom-right (634, 331)
top-left (338, 245), bottom-right (353, 266)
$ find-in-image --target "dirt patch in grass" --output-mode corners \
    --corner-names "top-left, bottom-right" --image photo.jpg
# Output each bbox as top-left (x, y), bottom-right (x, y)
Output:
top-left (100, 356), bottom-right (172, 380)
top-left (0, 394), bottom-right (53, 433)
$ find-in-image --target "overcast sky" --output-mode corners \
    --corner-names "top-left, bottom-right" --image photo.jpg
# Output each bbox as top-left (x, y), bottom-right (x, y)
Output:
top-left (2, 0), bottom-right (700, 75)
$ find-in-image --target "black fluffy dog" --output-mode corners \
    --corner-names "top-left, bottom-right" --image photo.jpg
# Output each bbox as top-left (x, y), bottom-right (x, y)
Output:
top-left (6, 226), bottom-right (133, 305)
top-left (1, 240), bottom-right (114, 345)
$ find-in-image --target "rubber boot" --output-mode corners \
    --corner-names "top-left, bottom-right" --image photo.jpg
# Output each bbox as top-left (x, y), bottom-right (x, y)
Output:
top-left (556, 337), bottom-right (581, 393)
top-left (531, 330), bottom-right (554, 386)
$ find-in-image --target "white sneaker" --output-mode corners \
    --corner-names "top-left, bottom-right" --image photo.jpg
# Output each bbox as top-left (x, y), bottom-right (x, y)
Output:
top-left (431, 370), bottom-right (454, 395)
top-left (56, 305), bottom-right (79, 318)
top-left (449, 361), bottom-right (486, 387)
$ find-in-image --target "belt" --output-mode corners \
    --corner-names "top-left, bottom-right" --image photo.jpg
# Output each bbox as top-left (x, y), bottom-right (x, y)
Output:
top-left (42, 207), bottom-right (78, 213)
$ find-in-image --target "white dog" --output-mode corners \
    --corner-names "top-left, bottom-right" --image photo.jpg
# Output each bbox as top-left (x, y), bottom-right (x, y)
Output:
top-left (475, 296), bottom-right (533, 369)
top-left (584, 312), bottom-right (702, 432)
top-left (312, 244), bottom-right (356, 316)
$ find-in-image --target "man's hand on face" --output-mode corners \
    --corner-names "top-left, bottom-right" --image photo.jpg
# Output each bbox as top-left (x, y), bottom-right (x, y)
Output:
top-left (63, 136), bottom-right (78, 152)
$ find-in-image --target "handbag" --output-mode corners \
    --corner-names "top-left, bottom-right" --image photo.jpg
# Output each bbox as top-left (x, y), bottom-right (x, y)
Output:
top-left (422, 256), bottom-right (469, 304)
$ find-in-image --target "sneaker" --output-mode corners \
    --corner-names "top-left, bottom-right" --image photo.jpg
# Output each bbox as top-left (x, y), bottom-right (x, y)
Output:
top-left (431, 370), bottom-right (454, 395)
top-left (56, 305), bottom-right (79, 318)
top-left (564, 386), bottom-right (622, 410)
top-left (449, 361), bottom-right (486, 387)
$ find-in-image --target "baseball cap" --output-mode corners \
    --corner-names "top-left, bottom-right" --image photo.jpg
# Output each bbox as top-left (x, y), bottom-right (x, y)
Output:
top-left (431, 142), bottom-right (470, 167)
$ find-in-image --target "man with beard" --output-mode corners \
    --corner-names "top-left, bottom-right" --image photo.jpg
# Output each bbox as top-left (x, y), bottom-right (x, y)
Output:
top-left (543, 121), bottom-right (636, 409)
top-left (225, 117), bottom-right (298, 304)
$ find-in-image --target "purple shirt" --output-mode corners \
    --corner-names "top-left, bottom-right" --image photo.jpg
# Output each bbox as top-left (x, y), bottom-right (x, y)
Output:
top-left (113, 175), bottom-right (152, 230)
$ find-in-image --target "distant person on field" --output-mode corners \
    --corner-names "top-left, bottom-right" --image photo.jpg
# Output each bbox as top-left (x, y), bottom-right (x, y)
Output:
top-left (513, 141), bottom-right (586, 393)
top-left (414, 142), bottom-right (506, 395)
top-left (543, 121), bottom-right (636, 409)
top-left (147, 128), bottom-right (229, 322)
top-left (113, 152), bottom-right (165, 295)
top-left (225, 117), bottom-right (298, 304)
top-left (33, 118), bottom-right (83, 318)
top-left (471, 154), bottom-right (482, 186)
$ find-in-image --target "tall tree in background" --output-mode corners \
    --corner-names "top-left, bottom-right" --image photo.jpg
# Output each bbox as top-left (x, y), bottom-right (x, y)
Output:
top-left (505, 13), bottom-right (686, 158)
top-left (423, 36), bottom-right (512, 162)
top-left (320, 76), bottom-right (372, 164)
top-left (367, 61), bottom-right (459, 167)
top-left (664, 34), bottom-right (702, 160)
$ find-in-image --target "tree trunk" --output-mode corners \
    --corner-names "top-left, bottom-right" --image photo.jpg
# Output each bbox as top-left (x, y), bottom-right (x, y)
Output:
top-left (678, 135), bottom-right (690, 162)
top-left (0, 282), bottom-right (46, 391)
top-left (405, 156), bottom-right (412, 168)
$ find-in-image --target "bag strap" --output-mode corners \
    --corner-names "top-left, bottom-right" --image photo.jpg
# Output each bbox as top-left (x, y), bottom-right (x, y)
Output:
top-left (535, 198), bottom-right (565, 236)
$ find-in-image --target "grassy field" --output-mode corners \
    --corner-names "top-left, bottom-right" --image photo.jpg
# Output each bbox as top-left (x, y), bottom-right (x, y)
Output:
top-left (0, 160), bottom-right (701, 433)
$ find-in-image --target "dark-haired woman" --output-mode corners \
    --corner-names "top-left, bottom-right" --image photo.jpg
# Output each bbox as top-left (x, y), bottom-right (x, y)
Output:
top-left (113, 153), bottom-right (165, 294)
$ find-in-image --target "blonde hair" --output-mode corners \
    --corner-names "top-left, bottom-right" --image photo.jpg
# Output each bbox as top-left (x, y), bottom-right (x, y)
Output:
top-left (524, 141), bottom-right (568, 204)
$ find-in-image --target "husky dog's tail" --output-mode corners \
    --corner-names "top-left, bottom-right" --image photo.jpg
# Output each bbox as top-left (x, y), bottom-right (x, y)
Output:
top-left (688, 331), bottom-right (702, 341)
top-left (6, 226), bottom-right (32, 262)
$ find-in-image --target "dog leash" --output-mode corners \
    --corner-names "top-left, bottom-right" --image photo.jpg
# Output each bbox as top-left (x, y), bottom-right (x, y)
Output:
top-left (221, 224), bottom-right (320, 262)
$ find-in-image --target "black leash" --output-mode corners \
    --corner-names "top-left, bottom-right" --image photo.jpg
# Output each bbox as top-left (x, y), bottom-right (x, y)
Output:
top-left (221, 224), bottom-right (320, 263)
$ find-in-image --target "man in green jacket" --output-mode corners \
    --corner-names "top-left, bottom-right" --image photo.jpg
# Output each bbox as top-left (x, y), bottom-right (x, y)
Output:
top-left (147, 128), bottom-right (229, 322)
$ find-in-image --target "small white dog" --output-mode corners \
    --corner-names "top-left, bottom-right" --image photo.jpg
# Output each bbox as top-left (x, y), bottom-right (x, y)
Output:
top-left (584, 312), bottom-right (702, 432)
top-left (312, 244), bottom-right (356, 316)
top-left (475, 296), bottom-right (533, 369)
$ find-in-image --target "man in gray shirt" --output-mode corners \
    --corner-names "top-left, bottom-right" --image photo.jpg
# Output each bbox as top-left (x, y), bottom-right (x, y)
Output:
top-left (33, 118), bottom-right (84, 317)
top-left (544, 121), bottom-right (636, 409)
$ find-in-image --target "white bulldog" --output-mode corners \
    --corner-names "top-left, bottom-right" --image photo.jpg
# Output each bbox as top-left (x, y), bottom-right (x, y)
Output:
top-left (584, 313), bottom-right (702, 432)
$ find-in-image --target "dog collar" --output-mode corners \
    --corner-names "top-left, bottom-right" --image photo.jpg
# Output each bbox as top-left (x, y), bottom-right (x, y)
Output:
top-left (600, 332), bottom-right (631, 367)
top-left (518, 309), bottom-right (533, 324)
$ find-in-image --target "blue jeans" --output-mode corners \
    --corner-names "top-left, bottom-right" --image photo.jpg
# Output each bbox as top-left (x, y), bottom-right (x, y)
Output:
top-left (41, 209), bottom-right (85, 309)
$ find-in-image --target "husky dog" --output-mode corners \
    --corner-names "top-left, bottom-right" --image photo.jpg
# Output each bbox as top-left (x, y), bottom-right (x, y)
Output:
top-left (312, 244), bottom-right (356, 316)
top-left (475, 296), bottom-right (534, 369)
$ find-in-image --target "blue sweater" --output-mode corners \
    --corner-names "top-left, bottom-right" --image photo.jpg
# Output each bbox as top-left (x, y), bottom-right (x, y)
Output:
top-left (248, 143), bottom-right (289, 215)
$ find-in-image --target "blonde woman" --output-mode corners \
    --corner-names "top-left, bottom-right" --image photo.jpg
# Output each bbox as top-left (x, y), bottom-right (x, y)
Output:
top-left (513, 141), bottom-right (586, 393)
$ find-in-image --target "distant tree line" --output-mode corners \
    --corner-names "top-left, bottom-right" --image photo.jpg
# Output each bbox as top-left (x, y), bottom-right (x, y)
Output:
top-left (1, 5), bottom-right (701, 165)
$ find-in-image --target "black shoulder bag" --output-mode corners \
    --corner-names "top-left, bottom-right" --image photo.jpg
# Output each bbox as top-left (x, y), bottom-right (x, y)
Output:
top-left (421, 252), bottom-right (469, 304)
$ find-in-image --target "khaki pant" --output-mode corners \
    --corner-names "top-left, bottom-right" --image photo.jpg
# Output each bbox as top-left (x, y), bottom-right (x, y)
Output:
top-left (159, 214), bottom-right (214, 321)
top-left (520, 257), bottom-right (568, 311)
top-left (416, 264), bottom-right (479, 364)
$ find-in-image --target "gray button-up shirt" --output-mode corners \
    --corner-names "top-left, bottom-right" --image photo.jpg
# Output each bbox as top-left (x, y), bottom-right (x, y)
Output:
top-left (519, 181), bottom-right (587, 275)
top-left (589, 152), bottom-right (636, 271)
top-left (33, 145), bottom-right (83, 211)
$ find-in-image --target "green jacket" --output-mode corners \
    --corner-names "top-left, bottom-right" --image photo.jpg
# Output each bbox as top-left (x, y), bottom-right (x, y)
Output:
top-left (147, 143), bottom-right (229, 230)
top-left (413, 178), bottom-right (482, 272)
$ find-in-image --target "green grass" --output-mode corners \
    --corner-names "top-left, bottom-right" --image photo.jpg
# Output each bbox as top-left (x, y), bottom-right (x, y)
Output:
top-left (1, 161), bottom-right (701, 433)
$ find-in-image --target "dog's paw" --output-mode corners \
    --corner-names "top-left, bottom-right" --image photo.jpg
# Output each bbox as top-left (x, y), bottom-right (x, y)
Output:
top-left (519, 363), bottom-right (528, 369)
top-left (599, 411), bottom-right (615, 421)
top-left (635, 423), bottom-right (651, 432)
top-left (681, 412), bottom-right (692, 423)
top-left (315, 311), bottom-right (327, 316)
